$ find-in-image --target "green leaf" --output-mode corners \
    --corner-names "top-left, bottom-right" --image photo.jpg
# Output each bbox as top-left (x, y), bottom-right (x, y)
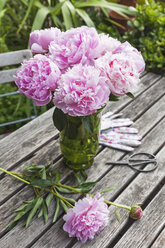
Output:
top-left (53, 108), bottom-right (67, 132)
top-left (7, 199), bottom-right (37, 231)
top-left (101, 186), bottom-right (118, 194)
top-left (17, 0), bottom-right (35, 33)
top-left (38, 207), bottom-right (43, 218)
top-left (61, 2), bottom-right (73, 30)
top-left (60, 199), bottom-right (69, 213)
top-left (74, 172), bottom-right (84, 185)
top-left (49, 2), bottom-right (64, 16)
top-left (115, 208), bottom-right (121, 223)
top-left (54, 171), bottom-right (61, 184)
top-left (26, 197), bottom-right (43, 227)
top-left (31, 179), bottom-right (52, 188)
top-left (53, 198), bottom-right (60, 223)
top-left (15, 203), bottom-right (28, 212)
top-left (63, 196), bottom-right (76, 205)
top-left (75, 8), bottom-right (95, 27)
top-left (65, 1), bottom-right (78, 27)
top-left (41, 168), bottom-right (46, 180)
top-left (56, 186), bottom-right (74, 194)
top-left (46, 193), bottom-right (54, 207)
top-left (31, 7), bottom-right (50, 31)
top-left (76, 182), bottom-right (97, 192)
top-left (126, 92), bottom-right (135, 99)
top-left (43, 200), bottom-right (48, 223)
top-left (109, 93), bottom-right (119, 102)
top-left (75, 0), bottom-right (137, 16)
top-left (24, 164), bottom-right (45, 172)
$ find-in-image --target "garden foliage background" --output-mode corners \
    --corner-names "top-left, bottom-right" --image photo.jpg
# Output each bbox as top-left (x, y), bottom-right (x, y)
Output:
top-left (0, 0), bottom-right (165, 134)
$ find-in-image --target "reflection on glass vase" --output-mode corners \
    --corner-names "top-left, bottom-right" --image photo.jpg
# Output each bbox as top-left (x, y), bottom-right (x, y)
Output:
top-left (59, 109), bottom-right (102, 170)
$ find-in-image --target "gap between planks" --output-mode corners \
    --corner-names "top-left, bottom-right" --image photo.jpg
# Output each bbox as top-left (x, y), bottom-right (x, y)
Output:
top-left (19, 104), bottom-right (165, 247)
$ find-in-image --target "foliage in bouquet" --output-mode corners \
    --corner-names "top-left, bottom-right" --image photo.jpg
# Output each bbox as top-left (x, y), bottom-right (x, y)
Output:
top-left (123, 0), bottom-right (165, 75)
top-left (15, 26), bottom-right (145, 122)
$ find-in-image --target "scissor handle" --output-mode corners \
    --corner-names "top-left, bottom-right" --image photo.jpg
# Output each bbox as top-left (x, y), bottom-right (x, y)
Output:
top-left (128, 152), bottom-right (157, 173)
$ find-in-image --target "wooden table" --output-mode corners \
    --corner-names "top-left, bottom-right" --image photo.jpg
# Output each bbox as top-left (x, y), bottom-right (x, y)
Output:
top-left (0, 72), bottom-right (165, 248)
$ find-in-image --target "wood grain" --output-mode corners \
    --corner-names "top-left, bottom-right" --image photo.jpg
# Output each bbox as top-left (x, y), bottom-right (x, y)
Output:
top-left (0, 49), bottom-right (32, 67)
top-left (71, 126), bottom-right (165, 248)
top-left (23, 101), bottom-right (165, 247)
top-left (0, 73), bottom-right (164, 248)
top-left (151, 227), bottom-right (165, 248)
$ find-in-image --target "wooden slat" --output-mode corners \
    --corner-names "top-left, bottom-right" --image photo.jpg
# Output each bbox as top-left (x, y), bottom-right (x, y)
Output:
top-left (114, 186), bottom-right (165, 248)
top-left (151, 228), bottom-right (165, 248)
top-left (0, 108), bottom-right (57, 174)
top-left (70, 131), bottom-right (165, 248)
top-left (0, 49), bottom-right (32, 67)
top-left (1, 92), bottom-right (164, 248)
top-left (0, 68), bottom-right (18, 84)
top-left (28, 107), bottom-right (165, 248)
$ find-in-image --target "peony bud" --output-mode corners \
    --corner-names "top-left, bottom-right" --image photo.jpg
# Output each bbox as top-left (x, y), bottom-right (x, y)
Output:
top-left (129, 204), bottom-right (143, 220)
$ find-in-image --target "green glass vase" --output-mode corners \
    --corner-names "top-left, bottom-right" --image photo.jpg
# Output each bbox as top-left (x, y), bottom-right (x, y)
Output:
top-left (59, 110), bottom-right (102, 170)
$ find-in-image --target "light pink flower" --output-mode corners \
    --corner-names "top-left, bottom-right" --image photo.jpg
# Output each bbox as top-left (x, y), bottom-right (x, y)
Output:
top-left (15, 54), bottom-right (61, 106)
top-left (29, 27), bottom-right (61, 54)
top-left (53, 64), bottom-right (110, 116)
top-left (98, 33), bottom-right (121, 56)
top-left (114, 41), bottom-right (145, 73)
top-left (95, 52), bottom-right (140, 96)
top-left (49, 26), bottom-right (100, 70)
top-left (63, 194), bottom-right (109, 243)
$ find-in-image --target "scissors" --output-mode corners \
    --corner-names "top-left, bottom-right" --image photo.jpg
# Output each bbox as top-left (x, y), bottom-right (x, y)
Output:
top-left (106, 152), bottom-right (157, 173)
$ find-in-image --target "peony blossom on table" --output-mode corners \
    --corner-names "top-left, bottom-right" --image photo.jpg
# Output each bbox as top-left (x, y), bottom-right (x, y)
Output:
top-left (63, 193), bottom-right (109, 243)
top-left (15, 26), bottom-right (145, 116)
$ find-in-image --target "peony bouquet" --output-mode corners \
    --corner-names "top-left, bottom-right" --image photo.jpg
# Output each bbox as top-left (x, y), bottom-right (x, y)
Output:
top-left (15, 26), bottom-right (145, 170)
top-left (16, 26), bottom-right (145, 116)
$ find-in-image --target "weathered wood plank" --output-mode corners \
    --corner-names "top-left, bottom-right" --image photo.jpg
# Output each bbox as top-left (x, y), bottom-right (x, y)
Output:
top-left (1, 89), bottom-right (164, 206)
top-left (0, 49), bottom-right (32, 67)
top-left (151, 228), bottom-right (165, 248)
top-left (70, 132), bottom-right (165, 248)
top-left (6, 100), bottom-right (164, 248)
top-left (0, 108), bottom-right (58, 174)
top-left (0, 68), bottom-right (18, 84)
top-left (120, 77), bottom-right (165, 121)
top-left (0, 138), bottom-right (62, 204)
top-left (28, 119), bottom-right (165, 248)
top-left (113, 186), bottom-right (165, 248)
top-left (0, 75), bottom-right (164, 247)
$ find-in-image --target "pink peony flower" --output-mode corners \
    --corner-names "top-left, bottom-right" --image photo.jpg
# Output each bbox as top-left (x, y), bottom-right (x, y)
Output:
top-left (29, 27), bottom-right (61, 54)
top-left (63, 194), bottom-right (109, 243)
top-left (15, 54), bottom-right (61, 106)
top-left (49, 26), bottom-right (100, 70)
top-left (114, 41), bottom-right (145, 73)
top-left (97, 33), bottom-right (121, 56)
top-left (53, 64), bottom-right (110, 116)
top-left (95, 52), bottom-right (140, 96)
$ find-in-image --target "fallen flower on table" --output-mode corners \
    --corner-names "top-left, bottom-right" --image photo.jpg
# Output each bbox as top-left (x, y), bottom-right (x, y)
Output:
top-left (0, 164), bottom-right (143, 243)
